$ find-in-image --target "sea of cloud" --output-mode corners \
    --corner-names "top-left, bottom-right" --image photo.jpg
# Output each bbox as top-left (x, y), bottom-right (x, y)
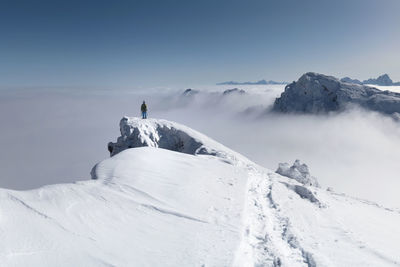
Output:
top-left (0, 84), bottom-right (399, 208)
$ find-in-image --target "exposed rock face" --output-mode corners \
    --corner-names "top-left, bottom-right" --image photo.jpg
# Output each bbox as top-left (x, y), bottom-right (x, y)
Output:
top-left (273, 72), bottom-right (400, 115)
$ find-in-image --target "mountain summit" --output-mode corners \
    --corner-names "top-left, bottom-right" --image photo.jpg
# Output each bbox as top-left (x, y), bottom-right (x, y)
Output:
top-left (273, 72), bottom-right (400, 115)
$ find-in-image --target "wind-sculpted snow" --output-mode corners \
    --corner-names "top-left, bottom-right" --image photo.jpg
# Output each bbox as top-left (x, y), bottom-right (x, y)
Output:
top-left (1, 118), bottom-right (400, 266)
top-left (280, 182), bottom-right (324, 207)
top-left (273, 72), bottom-right (400, 116)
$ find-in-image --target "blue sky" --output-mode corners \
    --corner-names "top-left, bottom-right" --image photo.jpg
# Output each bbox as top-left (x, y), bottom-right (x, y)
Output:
top-left (1, 0), bottom-right (399, 88)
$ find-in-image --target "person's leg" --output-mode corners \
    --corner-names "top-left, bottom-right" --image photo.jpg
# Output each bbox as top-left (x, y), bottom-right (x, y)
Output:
top-left (142, 111), bottom-right (145, 119)
top-left (144, 111), bottom-right (147, 119)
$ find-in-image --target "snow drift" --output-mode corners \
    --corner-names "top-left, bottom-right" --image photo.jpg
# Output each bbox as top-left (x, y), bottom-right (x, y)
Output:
top-left (273, 72), bottom-right (400, 115)
top-left (1, 117), bottom-right (400, 266)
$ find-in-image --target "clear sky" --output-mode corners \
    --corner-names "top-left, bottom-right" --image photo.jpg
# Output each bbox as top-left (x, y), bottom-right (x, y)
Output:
top-left (1, 0), bottom-right (399, 88)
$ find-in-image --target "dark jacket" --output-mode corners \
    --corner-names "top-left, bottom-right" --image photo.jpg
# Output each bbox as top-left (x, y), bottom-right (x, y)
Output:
top-left (141, 103), bottom-right (147, 112)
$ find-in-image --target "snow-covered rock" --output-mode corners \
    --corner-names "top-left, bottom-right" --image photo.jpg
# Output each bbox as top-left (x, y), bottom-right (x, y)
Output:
top-left (1, 118), bottom-right (400, 266)
top-left (106, 117), bottom-right (247, 163)
top-left (273, 72), bottom-right (400, 115)
top-left (276, 159), bottom-right (319, 187)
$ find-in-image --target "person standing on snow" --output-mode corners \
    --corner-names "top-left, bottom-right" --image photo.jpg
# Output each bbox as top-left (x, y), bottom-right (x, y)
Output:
top-left (141, 101), bottom-right (147, 119)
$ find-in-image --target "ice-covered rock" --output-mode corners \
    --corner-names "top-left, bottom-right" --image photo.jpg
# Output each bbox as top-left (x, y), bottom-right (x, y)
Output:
top-left (273, 72), bottom-right (400, 115)
top-left (276, 159), bottom-right (319, 187)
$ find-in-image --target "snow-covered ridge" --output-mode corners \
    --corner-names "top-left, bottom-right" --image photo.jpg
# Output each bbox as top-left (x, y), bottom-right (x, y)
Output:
top-left (1, 118), bottom-right (400, 266)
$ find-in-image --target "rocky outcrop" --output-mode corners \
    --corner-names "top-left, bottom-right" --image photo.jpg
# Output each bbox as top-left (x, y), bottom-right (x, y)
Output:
top-left (106, 117), bottom-right (250, 165)
top-left (276, 159), bottom-right (319, 187)
top-left (222, 88), bottom-right (246, 95)
top-left (108, 117), bottom-right (213, 156)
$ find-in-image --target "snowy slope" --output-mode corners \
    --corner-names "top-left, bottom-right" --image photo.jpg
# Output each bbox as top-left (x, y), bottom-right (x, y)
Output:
top-left (239, 171), bottom-right (400, 266)
top-left (0, 147), bottom-right (249, 267)
top-left (1, 118), bottom-right (400, 266)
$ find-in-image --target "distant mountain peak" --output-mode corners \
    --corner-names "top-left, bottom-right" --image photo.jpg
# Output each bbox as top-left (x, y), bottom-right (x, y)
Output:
top-left (341, 74), bottom-right (400, 86)
top-left (217, 79), bottom-right (287, 85)
top-left (363, 74), bottom-right (394, 86)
